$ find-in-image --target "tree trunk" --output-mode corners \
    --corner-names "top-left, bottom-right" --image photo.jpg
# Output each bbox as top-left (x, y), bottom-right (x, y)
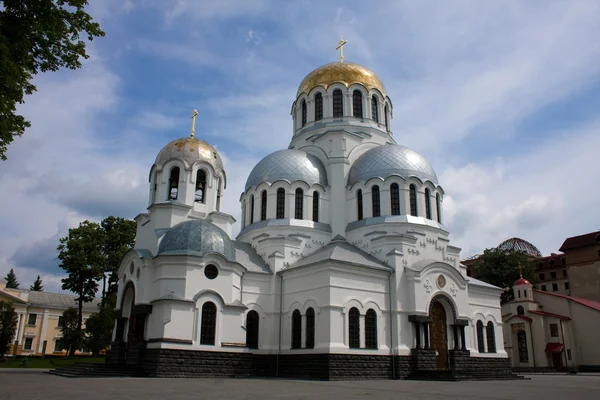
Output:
top-left (101, 274), bottom-right (106, 307)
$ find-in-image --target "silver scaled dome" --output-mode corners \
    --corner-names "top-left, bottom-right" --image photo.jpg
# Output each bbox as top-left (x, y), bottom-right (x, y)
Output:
top-left (158, 219), bottom-right (235, 261)
top-left (348, 145), bottom-right (438, 186)
top-left (245, 149), bottom-right (328, 191)
top-left (155, 137), bottom-right (224, 172)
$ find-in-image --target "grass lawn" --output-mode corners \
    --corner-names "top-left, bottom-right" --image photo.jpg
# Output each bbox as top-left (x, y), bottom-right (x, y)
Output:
top-left (0, 356), bottom-right (105, 369)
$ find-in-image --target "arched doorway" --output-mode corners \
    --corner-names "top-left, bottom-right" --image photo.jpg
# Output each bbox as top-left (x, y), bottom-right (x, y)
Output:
top-left (430, 300), bottom-right (449, 370)
top-left (245, 311), bottom-right (259, 349)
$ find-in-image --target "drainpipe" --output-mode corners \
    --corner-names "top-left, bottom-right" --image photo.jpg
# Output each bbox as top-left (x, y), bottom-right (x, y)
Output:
top-left (276, 273), bottom-right (283, 377)
top-left (388, 270), bottom-right (396, 379)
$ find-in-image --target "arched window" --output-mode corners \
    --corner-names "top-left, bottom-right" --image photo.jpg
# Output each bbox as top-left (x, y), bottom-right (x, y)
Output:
top-left (486, 322), bottom-right (496, 353)
top-left (365, 309), bottom-right (378, 349)
top-left (333, 89), bottom-right (343, 118)
top-left (315, 93), bottom-right (323, 121)
top-left (517, 305), bottom-right (525, 316)
top-left (357, 190), bottom-right (363, 220)
top-left (384, 104), bottom-right (389, 128)
top-left (349, 307), bottom-right (360, 349)
top-left (260, 190), bottom-right (267, 221)
top-left (425, 188), bottom-right (432, 219)
top-left (306, 307), bottom-right (315, 349)
top-left (250, 195), bottom-right (255, 224)
top-left (409, 184), bottom-right (418, 216)
top-left (242, 201), bottom-right (246, 227)
top-left (301, 100), bottom-right (307, 127)
top-left (200, 302), bottom-right (217, 345)
top-left (371, 96), bottom-right (379, 123)
top-left (476, 320), bottom-right (486, 353)
top-left (312, 191), bottom-right (319, 222)
top-left (390, 183), bottom-right (400, 215)
top-left (291, 309), bottom-right (302, 349)
top-left (246, 310), bottom-right (259, 349)
top-left (168, 167), bottom-right (180, 200)
top-left (353, 90), bottom-right (363, 118)
top-left (295, 188), bottom-right (303, 219)
top-left (195, 170), bottom-right (206, 203)
top-left (371, 185), bottom-right (381, 217)
top-left (276, 188), bottom-right (285, 219)
top-left (436, 193), bottom-right (442, 223)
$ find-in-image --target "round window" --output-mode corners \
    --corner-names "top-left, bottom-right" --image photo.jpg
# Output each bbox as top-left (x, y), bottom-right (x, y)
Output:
top-left (204, 264), bottom-right (218, 280)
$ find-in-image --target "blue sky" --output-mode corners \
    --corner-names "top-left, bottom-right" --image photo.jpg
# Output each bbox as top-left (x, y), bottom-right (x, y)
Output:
top-left (1, 0), bottom-right (600, 293)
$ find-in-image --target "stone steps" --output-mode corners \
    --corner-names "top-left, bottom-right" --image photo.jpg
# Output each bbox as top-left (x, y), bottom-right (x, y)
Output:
top-left (46, 363), bottom-right (147, 378)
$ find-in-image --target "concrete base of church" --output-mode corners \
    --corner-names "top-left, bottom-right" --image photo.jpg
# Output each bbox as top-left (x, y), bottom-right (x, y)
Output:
top-left (105, 346), bottom-right (514, 380)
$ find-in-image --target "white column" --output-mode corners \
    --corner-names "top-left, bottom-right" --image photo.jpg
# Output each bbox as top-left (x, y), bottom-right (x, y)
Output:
top-left (344, 93), bottom-right (352, 116)
top-left (18, 312), bottom-right (27, 344)
top-left (323, 94), bottom-right (332, 119)
top-left (37, 310), bottom-right (50, 354)
top-left (359, 314), bottom-right (366, 348)
top-left (301, 314), bottom-right (307, 348)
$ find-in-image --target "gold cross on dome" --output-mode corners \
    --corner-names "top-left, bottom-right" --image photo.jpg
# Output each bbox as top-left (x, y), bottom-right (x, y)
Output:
top-left (336, 39), bottom-right (347, 63)
top-left (190, 109), bottom-right (198, 138)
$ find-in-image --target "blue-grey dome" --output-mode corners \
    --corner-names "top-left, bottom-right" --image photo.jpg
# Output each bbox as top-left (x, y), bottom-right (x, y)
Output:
top-left (348, 145), bottom-right (438, 186)
top-left (158, 219), bottom-right (235, 261)
top-left (245, 149), bottom-right (328, 191)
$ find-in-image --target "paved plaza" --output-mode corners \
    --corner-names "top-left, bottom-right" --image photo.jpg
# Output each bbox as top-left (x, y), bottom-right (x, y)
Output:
top-left (0, 371), bottom-right (598, 400)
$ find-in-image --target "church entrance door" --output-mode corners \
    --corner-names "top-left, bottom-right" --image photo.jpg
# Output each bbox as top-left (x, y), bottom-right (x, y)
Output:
top-left (430, 301), bottom-right (449, 370)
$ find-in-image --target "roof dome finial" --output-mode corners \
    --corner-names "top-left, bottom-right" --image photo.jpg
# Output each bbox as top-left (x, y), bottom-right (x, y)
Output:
top-left (336, 39), bottom-right (347, 63)
top-left (190, 109), bottom-right (198, 138)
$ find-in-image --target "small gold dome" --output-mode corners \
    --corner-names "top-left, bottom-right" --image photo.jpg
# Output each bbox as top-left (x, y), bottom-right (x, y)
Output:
top-left (155, 137), bottom-right (224, 172)
top-left (297, 62), bottom-right (386, 97)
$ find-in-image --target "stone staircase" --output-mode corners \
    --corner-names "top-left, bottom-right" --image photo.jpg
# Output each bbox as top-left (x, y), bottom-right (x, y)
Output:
top-left (46, 363), bottom-right (147, 378)
top-left (405, 370), bottom-right (527, 381)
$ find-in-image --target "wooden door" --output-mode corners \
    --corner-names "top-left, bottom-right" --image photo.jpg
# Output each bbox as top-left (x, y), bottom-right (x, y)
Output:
top-left (552, 353), bottom-right (563, 371)
top-left (430, 301), bottom-right (449, 370)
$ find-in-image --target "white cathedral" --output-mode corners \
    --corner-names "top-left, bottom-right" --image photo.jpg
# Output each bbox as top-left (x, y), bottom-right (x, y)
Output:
top-left (108, 56), bottom-right (512, 379)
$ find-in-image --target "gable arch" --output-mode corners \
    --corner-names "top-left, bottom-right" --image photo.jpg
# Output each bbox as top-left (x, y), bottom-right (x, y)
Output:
top-left (343, 297), bottom-right (365, 313)
top-left (428, 292), bottom-right (458, 322)
top-left (192, 289), bottom-right (226, 306)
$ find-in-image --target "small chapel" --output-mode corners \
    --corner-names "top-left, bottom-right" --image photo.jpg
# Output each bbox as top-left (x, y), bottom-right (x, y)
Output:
top-left (107, 44), bottom-right (512, 379)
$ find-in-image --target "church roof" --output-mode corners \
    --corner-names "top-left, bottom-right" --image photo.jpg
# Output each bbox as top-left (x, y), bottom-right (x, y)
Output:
top-left (297, 62), bottom-right (386, 97)
top-left (232, 241), bottom-right (271, 273)
top-left (467, 277), bottom-right (501, 289)
top-left (533, 290), bottom-right (600, 313)
top-left (497, 237), bottom-right (542, 257)
top-left (347, 144), bottom-right (438, 186)
top-left (283, 236), bottom-right (391, 272)
top-left (158, 219), bottom-right (236, 261)
top-left (245, 149), bottom-right (328, 191)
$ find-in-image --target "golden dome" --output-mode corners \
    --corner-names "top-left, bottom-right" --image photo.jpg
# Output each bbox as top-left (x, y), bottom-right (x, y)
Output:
top-left (155, 137), bottom-right (224, 172)
top-left (297, 62), bottom-right (386, 97)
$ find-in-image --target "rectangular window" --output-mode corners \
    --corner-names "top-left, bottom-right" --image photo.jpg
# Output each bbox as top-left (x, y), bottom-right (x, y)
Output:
top-left (550, 324), bottom-right (559, 337)
top-left (541, 285), bottom-right (547, 291)
top-left (551, 271), bottom-right (557, 279)
top-left (57, 316), bottom-right (63, 328)
top-left (552, 283), bottom-right (559, 291)
top-left (539, 273), bottom-right (545, 281)
top-left (54, 339), bottom-right (63, 352)
top-left (24, 337), bottom-right (33, 350)
top-left (567, 349), bottom-right (572, 361)
top-left (562, 269), bottom-right (567, 277)
top-left (27, 314), bottom-right (37, 325)
top-left (565, 281), bottom-right (570, 290)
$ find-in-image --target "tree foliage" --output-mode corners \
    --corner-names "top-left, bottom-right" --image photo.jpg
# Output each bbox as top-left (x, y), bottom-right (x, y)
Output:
top-left (60, 307), bottom-right (81, 356)
top-left (0, 301), bottom-right (18, 356)
top-left (57, 220), bottom-right (104, 350)
top-left (3, 269), bottom-right (19, 289)
top-left (99, 216), bottom-right (136, 300)
top-left (30, 275), bottom-right (44, 291)
top-left (474, 247), bottom-right (537, 303)
top-left (84, 292), bottom-right (116, 355)
top-left (0, 0), bottom-right (105, 160)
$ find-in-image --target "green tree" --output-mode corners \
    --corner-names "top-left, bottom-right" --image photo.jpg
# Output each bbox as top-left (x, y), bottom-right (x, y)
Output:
top-left (474, 247), bottom-right (537, 303)
top-left (99, 216), bottom-right (136, 303)
top-left (57, 220), bottom-right (104, 354)
top-left (0, 0), bottom-right (105, 160)
top-left (60, 307), bottom-right (81, 356)
top-left (0, 301), bottom-right (18, 357)
top-left (3, 269), bottom-right (19, 289)
top-left (30, 275), bottom-right (44, 291)
top-left (84, 292), bottom-right (116, 355)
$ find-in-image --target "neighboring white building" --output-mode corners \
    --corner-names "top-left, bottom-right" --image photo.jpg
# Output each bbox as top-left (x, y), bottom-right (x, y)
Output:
top-left (502, 277), bottom-right (600, 372)
top-left (108, 60), bottom-right (511, 379)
